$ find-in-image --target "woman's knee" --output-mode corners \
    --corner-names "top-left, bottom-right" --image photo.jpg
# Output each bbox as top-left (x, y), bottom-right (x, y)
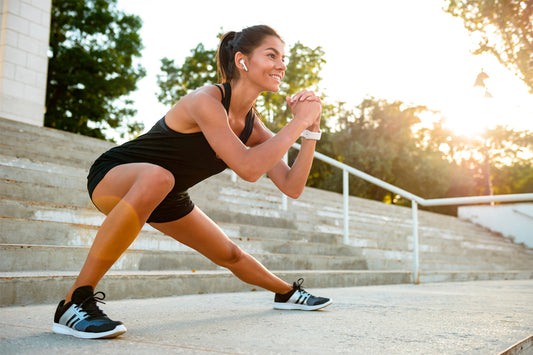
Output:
top-left (135, 165), bottom-right (175, 198)
top-left (215, 241), bottom-right (245, 268)
top-left (92, 163), bottom-right (175, 217)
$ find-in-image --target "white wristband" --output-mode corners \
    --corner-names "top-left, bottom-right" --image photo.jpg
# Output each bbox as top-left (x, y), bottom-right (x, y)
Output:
top-left (301, 129), bottom-right (321, 140)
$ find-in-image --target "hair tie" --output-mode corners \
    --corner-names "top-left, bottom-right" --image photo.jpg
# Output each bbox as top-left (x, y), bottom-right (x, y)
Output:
top-left (227, 39), bottom-right (235, 51)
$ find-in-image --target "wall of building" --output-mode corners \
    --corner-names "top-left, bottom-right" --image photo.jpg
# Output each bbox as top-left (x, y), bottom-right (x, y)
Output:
top-left (0, 0), bottom-right (51, 126)
top-left (458, 203), bottom-right (533, 248)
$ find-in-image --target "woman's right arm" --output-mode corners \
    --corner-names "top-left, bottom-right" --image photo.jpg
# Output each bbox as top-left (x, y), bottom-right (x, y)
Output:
top-left (186, 90), bottom-right (320, 182)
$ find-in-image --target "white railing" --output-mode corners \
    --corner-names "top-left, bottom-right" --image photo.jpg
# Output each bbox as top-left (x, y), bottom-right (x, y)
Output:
top-left (283, 143), bottom-right (533, 284)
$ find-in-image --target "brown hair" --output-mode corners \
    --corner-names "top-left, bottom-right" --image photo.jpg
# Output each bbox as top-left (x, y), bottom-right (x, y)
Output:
top-left (217, 25), bottom-right (283, 83)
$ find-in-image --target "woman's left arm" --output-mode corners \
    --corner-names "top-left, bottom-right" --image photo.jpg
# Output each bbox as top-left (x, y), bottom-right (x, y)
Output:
top-left (267, 130), bottom-right (318, 198)
top-left (248, 102), bottom-right (321, 199)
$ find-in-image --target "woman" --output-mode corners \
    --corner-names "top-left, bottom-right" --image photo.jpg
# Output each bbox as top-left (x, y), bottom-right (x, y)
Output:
top-left (52, 25), bottom-right (331, 339)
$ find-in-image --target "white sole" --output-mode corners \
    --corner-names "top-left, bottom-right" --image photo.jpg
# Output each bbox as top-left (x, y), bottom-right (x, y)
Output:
top-left (52, 323), bottom-right (127, 339)
top-left (273, 299), bottom-right (332, 311)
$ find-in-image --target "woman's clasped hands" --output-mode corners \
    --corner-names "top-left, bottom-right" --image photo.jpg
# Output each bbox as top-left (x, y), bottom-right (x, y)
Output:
top-left (286, 90), bottom-right (322, 129)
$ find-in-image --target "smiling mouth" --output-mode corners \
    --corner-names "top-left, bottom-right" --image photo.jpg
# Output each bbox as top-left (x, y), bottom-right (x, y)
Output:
top-left (270, 74), bottom-right (282, 83)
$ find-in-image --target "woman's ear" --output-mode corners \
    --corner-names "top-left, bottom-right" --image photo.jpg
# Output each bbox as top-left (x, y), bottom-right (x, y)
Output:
top-left (234, 52), bottom-right (248, 72)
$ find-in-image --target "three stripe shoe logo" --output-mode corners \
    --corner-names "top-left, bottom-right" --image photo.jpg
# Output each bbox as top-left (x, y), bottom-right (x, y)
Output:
top-left (292, 290), bottom-right (311, 305)
top-left (61, 305), bottom-right (89, 330)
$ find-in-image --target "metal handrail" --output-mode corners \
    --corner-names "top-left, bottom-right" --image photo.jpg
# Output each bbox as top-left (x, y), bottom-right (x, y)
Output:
top-left (287, 143), bottom-right (533, 284)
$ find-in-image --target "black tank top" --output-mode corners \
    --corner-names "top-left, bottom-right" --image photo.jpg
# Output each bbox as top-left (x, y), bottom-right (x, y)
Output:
top-left (96, 83), bottom-right (255, 191)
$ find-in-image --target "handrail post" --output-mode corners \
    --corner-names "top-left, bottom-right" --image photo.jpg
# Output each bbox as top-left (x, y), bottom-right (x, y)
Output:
top-left (412, 200), bottom-right (420, 284)
top-left (281, 152), bottom-right (288, 211)
top-left (343, 169), bottom-right (349, 244)
top-left (281, 190), bottom-right (287, 211)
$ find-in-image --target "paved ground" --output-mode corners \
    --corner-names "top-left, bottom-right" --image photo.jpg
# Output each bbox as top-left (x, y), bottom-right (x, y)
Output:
top-left (0, 279), bottom-right (532, 354)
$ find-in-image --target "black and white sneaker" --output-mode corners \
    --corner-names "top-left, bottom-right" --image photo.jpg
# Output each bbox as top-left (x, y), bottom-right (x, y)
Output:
top-left (52, 286), bottom-right (126, 339)
top-left (273, 278), bottom-right (332, 311)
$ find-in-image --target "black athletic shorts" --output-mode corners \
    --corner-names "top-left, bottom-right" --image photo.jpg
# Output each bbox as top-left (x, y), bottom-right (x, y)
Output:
top-left (87, 157), bottom-right (195, 223)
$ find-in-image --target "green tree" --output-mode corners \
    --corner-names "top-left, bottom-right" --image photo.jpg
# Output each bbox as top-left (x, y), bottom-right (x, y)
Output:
top-left (308, 98), bottom-right (533, 215)
top-left (46, 0), bottom-right (146, 140)
top-left (420, 122), bottom-right (533, 204)
top-left (156, 43), bottom-right (218, 107)
top-left (444, 0), bottom-right (533, 93)
top-left (493, 160), bottom-right (533, 194)
top-left (311, 98), bottom-right (453, 206)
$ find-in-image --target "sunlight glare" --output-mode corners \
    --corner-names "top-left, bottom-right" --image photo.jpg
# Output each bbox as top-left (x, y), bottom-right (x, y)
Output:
top-left (438, 70), bottom-right (531, 138)
top-left (442, 86), bottom-right (498, 137)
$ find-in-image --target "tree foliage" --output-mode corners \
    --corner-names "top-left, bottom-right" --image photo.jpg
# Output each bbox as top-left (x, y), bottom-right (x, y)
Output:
top-left (312, 99), bottom-right (452, 205)
top-left (444, 0), bottom-right (533, 93)
top-left (311, 98), bottom-right (533, 215)
top-left (156, 43), bottom-right (218, 107)
top-left (46, 0), bottom-right (146, 140)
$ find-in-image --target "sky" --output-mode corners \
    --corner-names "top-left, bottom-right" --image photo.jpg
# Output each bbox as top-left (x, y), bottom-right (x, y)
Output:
top-left (117, 0), bottom-right (533, 138)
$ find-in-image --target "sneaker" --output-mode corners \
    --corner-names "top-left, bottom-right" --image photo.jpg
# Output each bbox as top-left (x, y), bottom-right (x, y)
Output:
top-left (273, 278), bottom-right (332, 311)
top-left (52, 285), bottom-right (126, 339)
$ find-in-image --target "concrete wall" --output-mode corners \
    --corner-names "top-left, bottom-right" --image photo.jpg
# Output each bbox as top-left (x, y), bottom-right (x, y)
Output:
top-left (0, 0), bottom-right (51, 126)
top-left (458, 203), bottom-right (533, 248)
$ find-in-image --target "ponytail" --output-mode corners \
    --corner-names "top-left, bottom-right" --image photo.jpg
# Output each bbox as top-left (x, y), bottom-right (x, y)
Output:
top-left (217, 31), bottom-right (237, 83)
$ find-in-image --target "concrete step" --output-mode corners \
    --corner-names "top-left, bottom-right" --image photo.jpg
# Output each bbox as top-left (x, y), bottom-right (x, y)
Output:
top-left (1, 149), bottom-right (515, 249)
top-left (0, 174), bottom-right (523, 257)
top-left (418, 270), bottom-right (533, 283)
top-left (294, 187), bottom-right (506, 233)
top-left (0, 165), bottom-right (86, 190)
top-left (3, 197), bottom-right (527, 268)
top-left (0, 178), bottom-right (90, 207)
top-left (1, 168), bottom-right (525, 260)
top-left (363, 243), bottom-right (532, 267)
top-left (1, 124), bottom-right (512, 246)
top-left (0, 183), bottom-right (469, 253)
top-left (0, 117), bottom-right (116, 153)
top-left (0, 175), bottom-right (408, 242)
top-left (192, 182), bottom-right (522, 244)
top-left (0, 154), bottom-right (86, 178)
top-left (0, 269), bottom-right (412, 306)
top-left (0, 198), bottom-right (104, 226)
top-left (0, 239), bottom-right (366, 272)
top-left (0, 131), bottom-right (106, 162)
top-left (3, 215), bottom-right (529, 274)
top-left (0, 215), bottom-right (341, 248)
top-left (2, 269), bottom-right (532, 307)
top-left (0, 143), bottom-right (96, 170)
top-left (0, 197), bottom-right (298, 231)
top-left (0, 243), bottom-right (369, 273)
top-left (0, 244), bottom-right (215, 272)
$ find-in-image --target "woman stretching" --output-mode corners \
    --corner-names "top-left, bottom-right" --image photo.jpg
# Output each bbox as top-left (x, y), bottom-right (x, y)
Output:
top-left (52, 25), bottom-right (331, 339)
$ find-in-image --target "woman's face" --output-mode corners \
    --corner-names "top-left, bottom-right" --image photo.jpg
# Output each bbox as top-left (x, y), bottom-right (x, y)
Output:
top-left (245, 36), bottom-right (286, 92)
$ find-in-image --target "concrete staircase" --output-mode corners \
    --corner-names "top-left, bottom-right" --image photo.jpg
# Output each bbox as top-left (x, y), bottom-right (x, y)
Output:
top-left (1, 117), bottom-right (532, 306)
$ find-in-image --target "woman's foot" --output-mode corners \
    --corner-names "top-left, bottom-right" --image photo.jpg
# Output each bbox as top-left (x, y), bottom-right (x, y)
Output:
top-left (52, 286), bottom-right (126, 339)
top-left (273, 278), bottom-right (332, 311)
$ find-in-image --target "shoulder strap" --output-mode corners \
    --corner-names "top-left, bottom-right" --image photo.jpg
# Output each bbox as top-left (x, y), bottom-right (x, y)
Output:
top-left (214, 83), bottom-right (231, 113)
top-left (214, 84), bottom-right (224, 98)
top-left (216, 83), bottom-right (253, 144)
top-left (222, 83), bottom-right (231, 112)
top-left (238, 109), bottom-right (255, 144)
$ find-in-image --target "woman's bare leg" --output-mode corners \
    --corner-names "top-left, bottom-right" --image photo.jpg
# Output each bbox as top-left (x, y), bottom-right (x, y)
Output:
top-left (150, 207), bottom-right (293, 294)
top-left (65, 163), bottom-right (175, 302)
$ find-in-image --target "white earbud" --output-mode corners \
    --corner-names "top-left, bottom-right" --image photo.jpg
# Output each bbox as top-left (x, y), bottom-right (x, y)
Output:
top-left (240, 59), bottom-right (248, 72)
